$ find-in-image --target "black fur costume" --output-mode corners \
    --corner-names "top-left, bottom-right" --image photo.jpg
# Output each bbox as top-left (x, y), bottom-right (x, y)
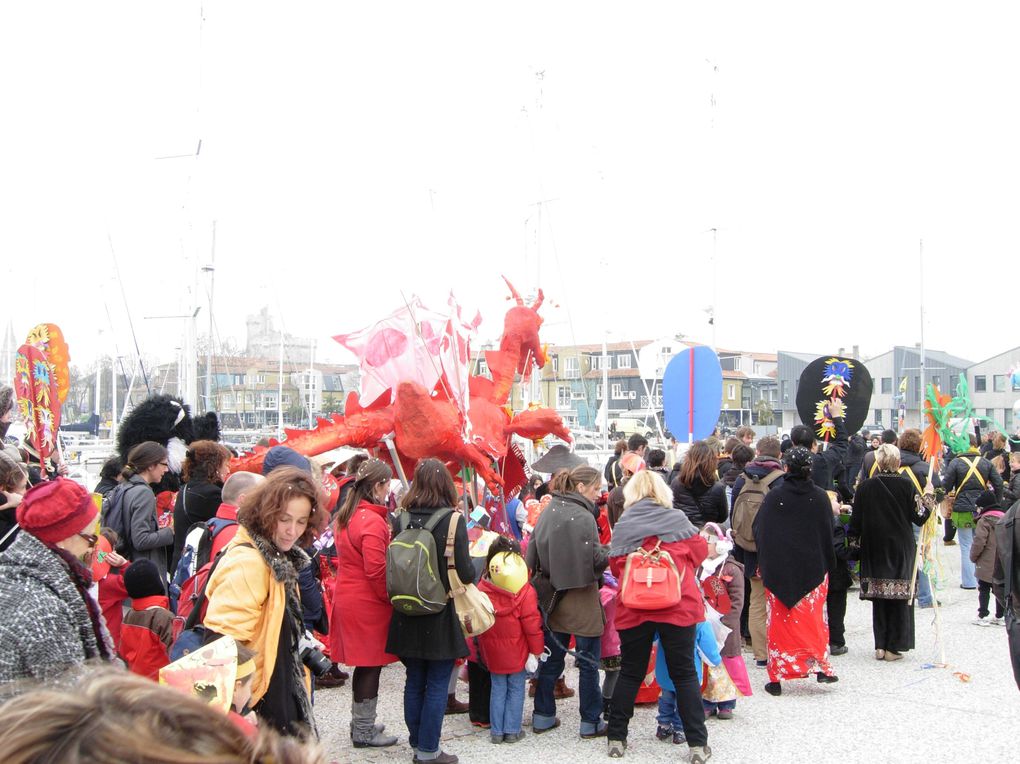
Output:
top-left (116, 394), bottom-right (220, 491)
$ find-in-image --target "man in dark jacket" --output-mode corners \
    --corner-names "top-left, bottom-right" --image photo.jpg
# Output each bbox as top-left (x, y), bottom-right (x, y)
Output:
top-left (992, 489), bottom-right (1020, 690)
top-left (845, 431), bottom-right (868, 492)
top-left (897, 429), bottom-right (941, 607)
top-left (731, 436), bottom-right (784, 666)
top-left (858, 429), bottom-right (898, 486)
top-left (944, 435), bottom-right (1004, 590)
top-left (790, 397), bottom-right (849, 498)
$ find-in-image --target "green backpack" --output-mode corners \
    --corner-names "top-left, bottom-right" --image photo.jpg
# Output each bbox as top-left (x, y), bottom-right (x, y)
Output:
top-left (386, 508), bottom-right (453, 616)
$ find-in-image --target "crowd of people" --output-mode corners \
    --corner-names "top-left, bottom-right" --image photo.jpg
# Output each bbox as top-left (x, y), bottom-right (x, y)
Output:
top-left (0, 380), bottom-right (1018, 763)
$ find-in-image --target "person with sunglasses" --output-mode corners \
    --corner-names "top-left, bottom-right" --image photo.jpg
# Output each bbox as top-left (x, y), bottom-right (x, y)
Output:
top-left (116, 442), bottom-right (173, 590)
top-left (0, 478), bottom-right (117, 684)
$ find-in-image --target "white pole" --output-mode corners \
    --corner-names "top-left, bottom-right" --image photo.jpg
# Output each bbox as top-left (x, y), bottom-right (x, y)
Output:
top-left (308, 340), bottom-right (316, 429)
top-left (205, 221), bottom-right (216, 413)
top-left (111, 359), bottom-right (118, 443)
top-left (277, 331), bottom-right (284, 440)
top-left (602, 334), bottom-right (609, 450)
top-left (919, 239), bottom-right (926, 428)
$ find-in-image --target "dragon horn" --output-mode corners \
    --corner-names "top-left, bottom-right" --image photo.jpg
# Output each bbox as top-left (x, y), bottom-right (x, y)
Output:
top-left (502, 275), bottom-right (524, 306)
top-left (532, 288), bottom-right (544, 312)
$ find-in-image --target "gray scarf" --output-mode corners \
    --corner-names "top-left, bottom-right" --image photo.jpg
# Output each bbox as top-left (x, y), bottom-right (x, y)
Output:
top-left (609, 498), bottom-right (698, 556)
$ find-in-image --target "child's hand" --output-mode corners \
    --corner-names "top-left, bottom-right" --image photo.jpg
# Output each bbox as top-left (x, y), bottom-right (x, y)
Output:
top-left (106, 551), bottom-right (127, 568)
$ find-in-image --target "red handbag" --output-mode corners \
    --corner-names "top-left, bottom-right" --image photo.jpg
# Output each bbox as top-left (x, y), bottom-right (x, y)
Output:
top-left (619, 541), bottom-right (684, 610)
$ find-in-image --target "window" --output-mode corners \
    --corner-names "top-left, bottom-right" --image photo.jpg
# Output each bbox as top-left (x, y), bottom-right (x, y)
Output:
top-left (590, 355), bottom-right (604, 371)
top-left (727, 383), bottom-right (736, 400)
top-left (564, 357), bottom-right (580, 379)
top-left (611, 383), bottom-right (624, 399)
top-left (551, 357), bottom-right (559, 374)
top-left (881, 377), bottom-right (892, 394)
top-left (875, 409), bottom-right (882, 424)
top-left (254, 374), bottom-right (266, 384)
top-left (781, 380), bottom-right (789, 404)
top-left (222, 394), bottom-right (234, 409)
top-left (281, 394), bottom-right (291, 406)
top-left (596, 384), bottom-right (604, 399)
top-left (993, 375), bottom-right (1007, 392)
top-left (617, 354), bottom-right (631, 369)
top-left (232, 374), bottom-right (245, 385)
top-left (1006, 408), bottom-right (1014, 432)
top-left (974, 375), bottom-right (987, 392)
top-left (557, 386), bottom-right (571, 408)
top-left (570, 391), bottom-right (585, 401)
top-left (930, 375), bottom-right (940, 388)
top-left (912, 376), bottom-right (920, 401)
top-left (262, 394), bottom-right (277, 409)
top-left (476, 358), bottom-right (489, 376)
top-left (949, 374), bottom-right (959, 391)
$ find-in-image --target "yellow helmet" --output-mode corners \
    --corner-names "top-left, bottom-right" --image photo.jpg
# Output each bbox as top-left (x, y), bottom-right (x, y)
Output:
top-left (488, 551), bottom-right (529, 594)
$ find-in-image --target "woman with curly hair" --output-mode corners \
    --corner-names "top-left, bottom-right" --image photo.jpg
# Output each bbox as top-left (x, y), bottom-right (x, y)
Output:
top-left (671, 440), bottom-right (728, 528)
top-left (203, 466), bottom-right (327, 737)
top-left (170, 439), bottom-right (232, 572)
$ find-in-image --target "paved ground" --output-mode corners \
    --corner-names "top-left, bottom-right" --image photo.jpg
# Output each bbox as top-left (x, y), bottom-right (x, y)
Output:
top-left (314, 545), bottom-right (1016, 763)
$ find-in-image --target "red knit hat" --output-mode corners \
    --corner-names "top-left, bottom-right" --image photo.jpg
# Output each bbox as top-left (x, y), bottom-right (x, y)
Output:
top-left (16, 478), bottom-right (98, 544)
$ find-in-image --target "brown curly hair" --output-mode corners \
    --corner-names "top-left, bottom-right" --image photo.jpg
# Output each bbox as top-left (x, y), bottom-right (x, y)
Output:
top-left (182, 440), bottom-right (232, 483)
top-left (237, 466), bottom-right (326, 547)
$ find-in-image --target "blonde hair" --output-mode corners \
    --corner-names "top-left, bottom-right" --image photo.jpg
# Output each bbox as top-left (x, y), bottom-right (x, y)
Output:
top-left (875, 443), bottom-right (901, 473)
top-left (622, 470), bottom-right (672, 510)
top-left (0, 668), bottom-right (324, 763)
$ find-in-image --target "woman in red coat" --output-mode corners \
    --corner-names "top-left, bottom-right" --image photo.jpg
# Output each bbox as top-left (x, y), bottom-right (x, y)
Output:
top-left (330, 459), bottom-right (398, 749)
top-left (605, 470), bottom-right (710, 763)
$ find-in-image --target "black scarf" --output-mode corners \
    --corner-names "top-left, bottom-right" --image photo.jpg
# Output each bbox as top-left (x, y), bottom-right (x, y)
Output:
top-left (753, 475), bottom-right (836, 609)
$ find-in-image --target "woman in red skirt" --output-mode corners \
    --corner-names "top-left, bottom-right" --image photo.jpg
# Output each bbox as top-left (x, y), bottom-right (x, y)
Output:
top-left (753, 446), bottom-right (839, 695)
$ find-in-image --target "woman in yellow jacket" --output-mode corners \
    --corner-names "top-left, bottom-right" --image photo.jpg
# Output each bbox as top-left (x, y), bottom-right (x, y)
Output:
top-left (204, 466), bottom-right (326, 737)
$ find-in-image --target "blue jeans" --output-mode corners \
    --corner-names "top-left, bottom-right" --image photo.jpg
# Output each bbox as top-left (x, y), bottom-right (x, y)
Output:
top-left (490, 670), bottom-right (526, 735)
top-left (957, 526), bottom-right (977, 589)
top-left (703, 698), bottom-right (736, 713)
top-left (913, 525), bottom-right (933, 606)
top-left (402, 658), bottom-right (454, 758)
top-left (534, 630), bottom-right (602, 731)
top-left (656, 689), bottom-right (684, 729)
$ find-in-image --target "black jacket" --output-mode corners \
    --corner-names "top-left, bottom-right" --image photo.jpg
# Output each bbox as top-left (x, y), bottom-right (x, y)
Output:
top-left (898, 449), bottom-right (941, 492)
top-left (944, 451), bottom-right (1004, 514)
top-left (671, 477), bottom-right (728, 527)
top-left (386, 507), bottom-right (475, 661)
top-left (845, 435), bottom-right (867, 489)
top-left (170, 480), bottom-right (223, 574)
top-left (811, 416), bottom-right (849, 499)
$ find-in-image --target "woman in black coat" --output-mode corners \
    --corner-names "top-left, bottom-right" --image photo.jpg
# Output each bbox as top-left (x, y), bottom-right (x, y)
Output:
top-left (170, 440), bottom-right (231, 573)
top-left (386, 459), bottom-right (474, 764)
top-left (849, 444), bottom-right (933, 661)
top-left (672, 440), bottom-right (728, 527)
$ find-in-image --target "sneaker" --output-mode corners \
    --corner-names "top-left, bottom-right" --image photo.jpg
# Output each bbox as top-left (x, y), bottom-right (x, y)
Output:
top-left (655, 724), bottom-right (673, 741)
top-left (990, 616), bottom-right (1005, 626)
top-left (689, 744), bottom-right (713, 764)
top-left (829, 644), bottom-right (848, 656)
top-left (607, 739), bottom-right (627, 758)
top-left (755, 659), bottom-right (767, 668)
top-left (716, 708), bottom-right (733, 720)
top-left (672, 729), bottom-right (686, 744)
top-left (504, 731), bottom-right (526, 744)
top-left (974, 617), bottom-right (991, 627)
top-left (490, 734), bottom-right (504, 745)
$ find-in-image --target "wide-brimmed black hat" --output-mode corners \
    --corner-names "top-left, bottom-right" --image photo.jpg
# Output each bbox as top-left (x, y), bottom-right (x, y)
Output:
top-left (531, 444), bottom-right (586, 474)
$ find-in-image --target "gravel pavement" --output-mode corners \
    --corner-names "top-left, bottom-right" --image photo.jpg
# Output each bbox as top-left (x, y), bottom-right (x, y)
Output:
top-left (314, 545), bottom-right (1016, 763)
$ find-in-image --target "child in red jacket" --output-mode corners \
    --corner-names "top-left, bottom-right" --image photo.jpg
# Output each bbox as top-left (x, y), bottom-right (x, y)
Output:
top-left (477, 536), bottom-right (545, 744)
top-left (120, 559), bottom-right (173, 679)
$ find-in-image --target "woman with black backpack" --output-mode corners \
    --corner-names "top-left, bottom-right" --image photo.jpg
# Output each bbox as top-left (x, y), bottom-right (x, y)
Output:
top-left (117, 442), bottom-right (172, 587)
top-left (386, 458), bottom-right (474, 764)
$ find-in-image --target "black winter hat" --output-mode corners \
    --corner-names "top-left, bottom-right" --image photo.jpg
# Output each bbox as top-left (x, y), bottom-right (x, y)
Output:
top-left (123, 558), bottom-right (166, 599)
top-left (975, 490), bottom-right (1000, 514)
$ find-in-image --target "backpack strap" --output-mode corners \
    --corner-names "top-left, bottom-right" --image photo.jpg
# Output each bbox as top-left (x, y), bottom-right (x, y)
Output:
top-left (444, 510), bottom-right (460, 569)
top-left (898, 466), bottom-right (924, 496)
top-left (761, 470), bottom-right (784, 489)
top-left (869, 459), bottom-right (880, 479)
top-left (960, 456), bottom-right (987, 490)
top-left (182, 541), bottom-right (253, 631)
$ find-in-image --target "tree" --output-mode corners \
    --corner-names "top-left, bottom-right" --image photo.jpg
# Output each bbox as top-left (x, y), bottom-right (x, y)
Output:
top-left (754, 398), bottom-right (775, 426)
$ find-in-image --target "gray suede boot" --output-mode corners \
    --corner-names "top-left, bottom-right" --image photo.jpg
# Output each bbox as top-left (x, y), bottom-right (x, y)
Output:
top-left (351, 697), bottom-right (398, 748)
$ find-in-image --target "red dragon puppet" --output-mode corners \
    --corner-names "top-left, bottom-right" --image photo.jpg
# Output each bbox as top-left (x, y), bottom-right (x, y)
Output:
top-left (230, 278), bottom-right (569, 492)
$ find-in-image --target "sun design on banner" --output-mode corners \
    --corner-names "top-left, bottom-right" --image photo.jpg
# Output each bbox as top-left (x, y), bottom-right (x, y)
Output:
top-left (821, 358), bottom-right (854, 398)
top-left (814, 400), bottom-right (837, 440)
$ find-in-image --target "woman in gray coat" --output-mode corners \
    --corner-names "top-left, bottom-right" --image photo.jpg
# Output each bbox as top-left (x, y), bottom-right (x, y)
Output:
top-left (118, 442), bottom-right (172, 587)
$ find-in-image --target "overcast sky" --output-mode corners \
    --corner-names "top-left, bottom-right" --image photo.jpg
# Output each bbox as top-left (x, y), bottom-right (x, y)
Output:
top-left (4, 1), bottom-right (1020, 376)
